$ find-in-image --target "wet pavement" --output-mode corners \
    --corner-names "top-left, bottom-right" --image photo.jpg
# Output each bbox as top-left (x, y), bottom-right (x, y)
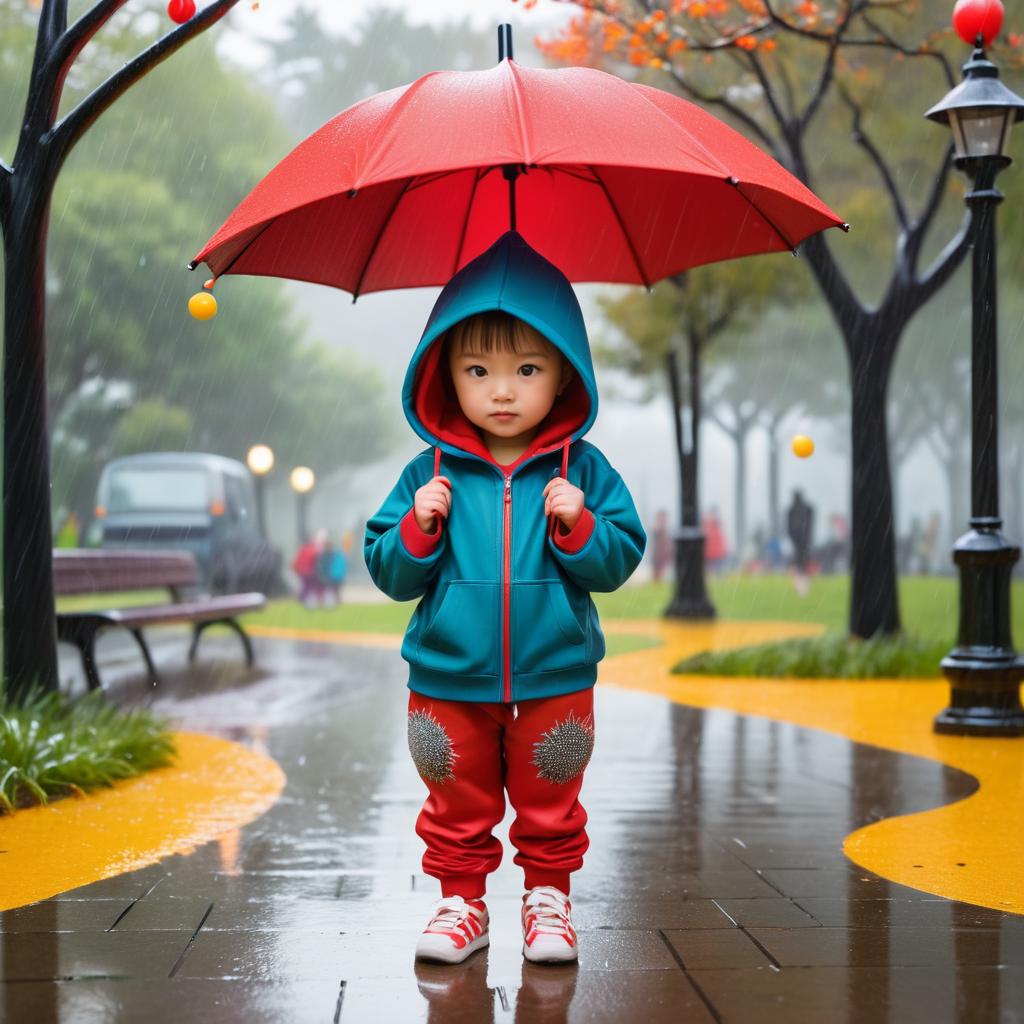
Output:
top-left (3, 628), bottom-right (1023, 1022)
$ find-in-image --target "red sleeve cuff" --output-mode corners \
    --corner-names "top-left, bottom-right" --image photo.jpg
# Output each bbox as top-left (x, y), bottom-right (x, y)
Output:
top-left (400, 506), bottom-right (444, 558)
top-left (551, 507), bottom-right (595, 553)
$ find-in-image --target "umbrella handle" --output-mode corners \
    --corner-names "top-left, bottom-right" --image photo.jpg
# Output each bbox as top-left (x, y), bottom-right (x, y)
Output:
top-left (502, 164), bottom-right (519, 232)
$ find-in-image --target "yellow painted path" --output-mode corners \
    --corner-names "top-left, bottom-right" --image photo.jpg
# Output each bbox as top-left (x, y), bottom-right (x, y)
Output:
top-left (0, 732), bottom-right (284, 911)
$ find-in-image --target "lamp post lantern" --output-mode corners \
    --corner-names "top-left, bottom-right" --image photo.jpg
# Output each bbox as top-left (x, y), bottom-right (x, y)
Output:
top-left (289, 466), bottom-right (315, 546)
top-left (924, 12), bottom-right (1024, 735)
top-left (246, 443), bottom-right (275, 540)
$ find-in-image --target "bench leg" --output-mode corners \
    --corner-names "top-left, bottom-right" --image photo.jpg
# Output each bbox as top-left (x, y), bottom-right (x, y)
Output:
top-left (129, 629), bottom-right (161, 685)
top-left (79, 632), bottom-right (105, 694)
top-left (188, 622), bottom-right (205, 663)
top-left (190, 619), bottom-right (255, 667)
top-left (57, 619), bottom-right (105, 694)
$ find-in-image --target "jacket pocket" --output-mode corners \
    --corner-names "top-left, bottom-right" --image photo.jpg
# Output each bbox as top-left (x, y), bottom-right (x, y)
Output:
top-left (512, 580), bottom-right (587, 675)
top-left (415, 581), bottom-right (500, 676)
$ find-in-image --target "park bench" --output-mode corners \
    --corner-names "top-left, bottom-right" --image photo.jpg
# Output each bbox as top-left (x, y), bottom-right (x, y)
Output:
top-left (54, 549), bottom-right (266, 692)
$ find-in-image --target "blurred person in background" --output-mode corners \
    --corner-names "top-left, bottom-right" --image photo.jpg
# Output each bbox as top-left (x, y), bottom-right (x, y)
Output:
top-left (318, 533), bottom-right (348, 606)
top-left (786, 489), bottom-right (815, 597)
top-left (702, 507), bottom-right (728, 575)
top-left (292, 529), bottom-right (328, 607)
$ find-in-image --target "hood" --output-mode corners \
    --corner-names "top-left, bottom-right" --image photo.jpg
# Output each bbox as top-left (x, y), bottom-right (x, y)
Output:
top-left (401, 231), bottom-right (597, 469)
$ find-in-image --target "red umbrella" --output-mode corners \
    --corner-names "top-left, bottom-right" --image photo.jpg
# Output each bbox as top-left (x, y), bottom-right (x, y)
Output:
top-left (191, 27), bottom-right (845, 298)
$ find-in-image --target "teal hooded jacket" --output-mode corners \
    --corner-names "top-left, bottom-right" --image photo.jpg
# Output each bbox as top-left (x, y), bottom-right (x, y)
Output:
top-left (364, 231), bottom-right (646, 704)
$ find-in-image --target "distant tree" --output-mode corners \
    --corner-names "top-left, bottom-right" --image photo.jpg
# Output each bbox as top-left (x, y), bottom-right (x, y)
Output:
top-left (528, 0), bottom-right (1024, 637)
top-left (597, 254), bottom-right (807, 614)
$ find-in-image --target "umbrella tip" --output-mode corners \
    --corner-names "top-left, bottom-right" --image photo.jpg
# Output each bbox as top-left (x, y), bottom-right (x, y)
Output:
top-left (840, 222), bottom-right (851, 233)
top-left (187, 259), bottom-right (198, 271)
top-left (497, 23), bottom-right (513, 63)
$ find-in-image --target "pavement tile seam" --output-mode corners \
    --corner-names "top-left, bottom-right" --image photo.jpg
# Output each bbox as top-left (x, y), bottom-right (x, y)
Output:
top-left (167, 903), bottom-right (214, 979)
top-left (656, 930), bottom-right (726, 1023)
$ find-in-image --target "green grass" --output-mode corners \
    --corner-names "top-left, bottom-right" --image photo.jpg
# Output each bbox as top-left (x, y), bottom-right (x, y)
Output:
top-left (674, 632), bottom-right (951, 680)
top-left (0, 689), bottom-right (176, 813)
top-left (596, 575), bottom-right (973, 642)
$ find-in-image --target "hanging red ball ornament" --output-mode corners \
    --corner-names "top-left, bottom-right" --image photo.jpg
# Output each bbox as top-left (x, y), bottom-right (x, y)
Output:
top-left (167, 0), bottom-right (196, 24)
top-left (952, 0), bottom-right (1004, 46)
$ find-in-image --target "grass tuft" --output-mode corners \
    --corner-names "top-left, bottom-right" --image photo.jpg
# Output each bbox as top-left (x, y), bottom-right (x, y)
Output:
top-left (673, 631), bottom-right (950, 680)
top-left (0, 688), bottom-right (176, 813)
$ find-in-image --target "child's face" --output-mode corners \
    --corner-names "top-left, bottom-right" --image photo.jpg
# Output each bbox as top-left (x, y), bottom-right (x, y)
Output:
top-left (447, 325), bottom-right (573, 447)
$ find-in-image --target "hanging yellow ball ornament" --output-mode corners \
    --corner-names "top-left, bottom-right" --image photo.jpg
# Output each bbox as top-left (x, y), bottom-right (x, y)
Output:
top-left (791, 434), bottom-right (815, 459)
top-left (188, 292), bottom-right (218, 321)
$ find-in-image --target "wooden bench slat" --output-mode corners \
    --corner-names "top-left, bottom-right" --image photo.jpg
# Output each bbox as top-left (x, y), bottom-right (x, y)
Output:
top-left (54, 549), bottom-right (199, 595)
top-left (88, 594), bottom-right (266, 629)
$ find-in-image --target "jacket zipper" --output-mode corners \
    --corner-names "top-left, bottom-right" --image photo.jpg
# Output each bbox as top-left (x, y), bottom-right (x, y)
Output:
top-left (502, 473), bottom-right (512, 702)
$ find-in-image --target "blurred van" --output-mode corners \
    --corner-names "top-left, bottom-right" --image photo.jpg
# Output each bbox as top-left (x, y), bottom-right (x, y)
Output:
top-left (93, 452), bottom-right (282, 594)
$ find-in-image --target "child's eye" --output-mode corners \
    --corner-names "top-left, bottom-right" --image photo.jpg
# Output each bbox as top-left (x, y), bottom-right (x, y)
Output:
top-left (468, 366), bottom-right (487, 378)
top-left (519, 365), bottom-right (540, 377)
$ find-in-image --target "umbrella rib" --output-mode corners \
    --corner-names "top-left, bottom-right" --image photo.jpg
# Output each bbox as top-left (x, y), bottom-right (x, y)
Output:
top-left (587, 165), bottom-right (651, 291)
top-left (201, 219), bottom-right (277, 278)
top-left (504, 60), bottom-right (535, 164)
top-left (453, 167), bottom-right (483, 276)
top-left (405, 168), bottom-right (463, 194)
top-left (725, 177), bottom-right (798, 254)
top-left (352, 178), bottom-right (414, 302)
top-left (550, 165), bottom-right (601, 186)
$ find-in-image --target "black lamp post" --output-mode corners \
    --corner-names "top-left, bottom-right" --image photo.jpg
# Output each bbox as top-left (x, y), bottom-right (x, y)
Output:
top-left (246, 444), bottom-right (275, 539)
top-left (925, 32), bottom-right (1024, 736)
top-left (289, 466), bottom-right (315, 546)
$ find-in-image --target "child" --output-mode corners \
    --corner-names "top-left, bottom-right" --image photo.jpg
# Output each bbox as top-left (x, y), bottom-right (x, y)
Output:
top-left (364, 232), bottom-right (646, 965)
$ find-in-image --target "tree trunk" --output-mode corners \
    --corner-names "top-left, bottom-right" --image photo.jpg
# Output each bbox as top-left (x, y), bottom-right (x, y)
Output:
top-left (734, 426), bottom-right (748, 559)
top-left (664, 338), bottom-right (715, 618)
top-left (848, 334), bottom-right (901, 637)
top-left (767, 420), bottom-right (780, 542)
top-left (2, 171), bottom-right (59, 699)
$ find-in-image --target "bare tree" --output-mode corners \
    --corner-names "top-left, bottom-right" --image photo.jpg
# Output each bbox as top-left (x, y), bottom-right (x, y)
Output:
top-left (0, 0), bottom-right (242, 700)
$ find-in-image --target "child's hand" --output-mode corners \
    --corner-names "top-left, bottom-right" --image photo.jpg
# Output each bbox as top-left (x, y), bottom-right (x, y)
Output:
top-left (543, 477), bottom-right (584, 531)
top-left (413, 476), bottom-right (451, 534)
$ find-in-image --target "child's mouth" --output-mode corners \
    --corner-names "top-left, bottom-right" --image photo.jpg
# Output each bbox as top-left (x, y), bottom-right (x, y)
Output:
top-left (491, 412), bottom-right (516, 420)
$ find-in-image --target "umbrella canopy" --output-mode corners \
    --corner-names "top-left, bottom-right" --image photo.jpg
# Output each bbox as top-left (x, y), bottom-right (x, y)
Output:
top-left (191, 54), bottom-right (845, 298)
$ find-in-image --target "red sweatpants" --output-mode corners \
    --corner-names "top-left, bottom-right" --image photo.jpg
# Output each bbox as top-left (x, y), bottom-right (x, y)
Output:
top-left (407, 688), bottom-right (595, 899)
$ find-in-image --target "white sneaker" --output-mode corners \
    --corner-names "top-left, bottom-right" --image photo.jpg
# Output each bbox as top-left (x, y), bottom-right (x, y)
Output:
top-left (521, 886), bottom-right (578, 963)
top-left (415, 896), bottom-right (489, 964)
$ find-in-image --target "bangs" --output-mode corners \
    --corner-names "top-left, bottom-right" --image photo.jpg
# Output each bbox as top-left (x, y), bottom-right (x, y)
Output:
top-left (445, 311), bottom-right (549, 357)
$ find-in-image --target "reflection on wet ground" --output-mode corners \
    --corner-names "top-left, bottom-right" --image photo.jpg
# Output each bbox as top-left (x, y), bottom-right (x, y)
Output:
top-left (2, 629), bottom-right (1023, 1022)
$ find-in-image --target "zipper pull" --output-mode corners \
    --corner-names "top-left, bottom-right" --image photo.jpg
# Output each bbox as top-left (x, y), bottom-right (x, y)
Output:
top-left (504, 475), bottom-right (511, 503)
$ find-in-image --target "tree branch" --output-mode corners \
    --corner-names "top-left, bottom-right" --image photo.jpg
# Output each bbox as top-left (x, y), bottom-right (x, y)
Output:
top-left (761, 0), bottom-right (843, 45)
top-left (663, 65), bottom-right (778, 155)
top-left (799, 230), bottom-right (863, 353)
top-left (839, 86), bottom-right (908, 230)
top-left (743, 50), bottom-right (790, 137)
top-left (49, 1), bottom-right (132, 91)
top-left (853, 16), bottom-right (956, 88)
top-left (911, 210), bottom-right (973, 312)
top-left (902, 143), bottom-right (955, 274)
top-left (51, 0), bottom-right (242, 159)
top-left (15, 0), bottom-right (69, 168)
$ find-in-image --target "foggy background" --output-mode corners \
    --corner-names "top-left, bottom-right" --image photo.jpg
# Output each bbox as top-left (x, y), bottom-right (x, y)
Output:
top-left (4, 0), bottom-right (1021, 584)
